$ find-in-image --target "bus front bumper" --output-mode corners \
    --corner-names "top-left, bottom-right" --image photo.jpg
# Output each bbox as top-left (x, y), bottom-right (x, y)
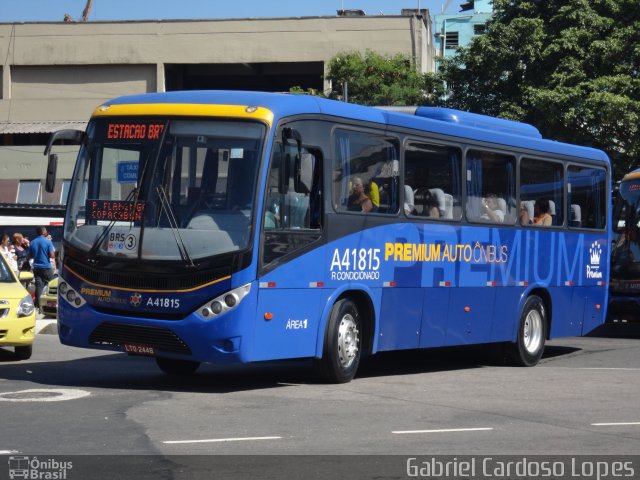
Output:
top-left (57, 301), bottom-right (252, 364)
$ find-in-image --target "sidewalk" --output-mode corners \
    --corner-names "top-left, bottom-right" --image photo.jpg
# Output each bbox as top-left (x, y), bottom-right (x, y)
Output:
top-left (36, 312), bottom-right (58, 335)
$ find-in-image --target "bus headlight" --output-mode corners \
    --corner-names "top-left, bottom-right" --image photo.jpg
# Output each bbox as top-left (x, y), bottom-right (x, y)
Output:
top-left (197, 283), bottom-right (251, 320)
top-left (59, 281), bottom-right (86, 309)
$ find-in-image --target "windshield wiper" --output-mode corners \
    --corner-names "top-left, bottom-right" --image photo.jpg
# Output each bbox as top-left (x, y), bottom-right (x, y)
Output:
top-left (156, 185), bottom-right (195, 267)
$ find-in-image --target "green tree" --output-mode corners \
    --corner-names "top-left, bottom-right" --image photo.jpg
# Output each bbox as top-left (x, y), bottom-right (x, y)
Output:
top-left (439, 0), bottom-right (640, 179)
top-left (324, 50), bottom-right (444, 106)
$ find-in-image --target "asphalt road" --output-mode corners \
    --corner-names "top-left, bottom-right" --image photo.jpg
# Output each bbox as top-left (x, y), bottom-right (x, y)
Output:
top-left (0, 323), bottom-right (639, 478)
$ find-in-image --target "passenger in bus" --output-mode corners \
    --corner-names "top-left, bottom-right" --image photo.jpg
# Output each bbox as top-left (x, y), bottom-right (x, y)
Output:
top-left (347, 177), bottom-right (373, 213)
top-left (533, 198), bottom-right (552, 226)
top-left (415, 188), bottom-right (440, 218)
top-left (12, 233), bottom-right (30, 272)
top-left (481, 194), bottom-right (505, 223)
top-left (1, 234), bottom-right (18, 274)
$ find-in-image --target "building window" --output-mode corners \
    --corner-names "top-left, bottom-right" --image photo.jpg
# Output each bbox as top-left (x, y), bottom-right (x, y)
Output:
top-left (473, 24), bottom-right (486, 35)
top-left (16, 180), bottom-right (41, 203)
top-left (60, 180), bottom-right (71, 204)
top-left (445, 31), bottom-right (459, 49)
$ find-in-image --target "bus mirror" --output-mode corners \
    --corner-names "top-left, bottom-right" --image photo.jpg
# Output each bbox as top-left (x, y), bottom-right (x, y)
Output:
top-left (295, 153), bottom-right (315, 194)
top-left (45, 154), bottom-right (58, 193)
top-left (44, 129), bottom-right (84, 156)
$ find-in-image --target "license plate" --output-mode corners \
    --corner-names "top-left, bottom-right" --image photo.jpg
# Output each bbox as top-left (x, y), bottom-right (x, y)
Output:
top-left (123, 343), bottom-right (155, 356)
top-left (46, 301), bottom-right (56, 307)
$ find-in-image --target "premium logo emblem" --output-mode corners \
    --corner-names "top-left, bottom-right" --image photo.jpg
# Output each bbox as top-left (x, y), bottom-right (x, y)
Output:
top-left (586, 241), bottom-right (603, 279)
top-left (130, 293), bottom-right (142, 307)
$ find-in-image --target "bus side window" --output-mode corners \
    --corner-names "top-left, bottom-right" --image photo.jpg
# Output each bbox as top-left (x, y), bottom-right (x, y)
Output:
top-left (567, 166), bottom-right (606, 230)
top-left (404, 141), bottom-right (462, 221)
top-left (520, 158), bottom-right (564, 227)
top-left (465, 150), bottom-right (515, 224)
top-left (334, 130), bottom-right (399, 215)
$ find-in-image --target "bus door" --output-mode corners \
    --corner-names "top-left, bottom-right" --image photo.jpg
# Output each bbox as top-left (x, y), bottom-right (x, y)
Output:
top-left (255, 132), bottom-right (324, 361)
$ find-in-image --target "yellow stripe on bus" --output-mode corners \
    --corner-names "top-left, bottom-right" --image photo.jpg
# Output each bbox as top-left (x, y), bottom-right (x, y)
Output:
top-left (64, 265), bottom-right (231, 294)
top-left (622, 170), bottom-right (640, 182)
top-left (92, 103), bottom-right (274, 126)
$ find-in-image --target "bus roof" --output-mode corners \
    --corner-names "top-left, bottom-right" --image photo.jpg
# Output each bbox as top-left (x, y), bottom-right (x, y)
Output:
top-left (100, 90), bottom-right (610, 165)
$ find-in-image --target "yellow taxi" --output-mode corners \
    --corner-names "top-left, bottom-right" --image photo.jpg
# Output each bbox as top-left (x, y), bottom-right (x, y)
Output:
top-left (0, 254), bottom-right (36, 360)
top-left (40, 277), bottom-right (58, 318)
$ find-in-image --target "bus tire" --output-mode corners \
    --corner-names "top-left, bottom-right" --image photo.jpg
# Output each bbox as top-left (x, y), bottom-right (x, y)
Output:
top-left (14, 345), bottom-right (32, 360)
top-left (509, 295), bottom-right (546, 367)
top-left (315, 298), bottom-right (361, 383)
top-left (155, 357), bottom-right (200, 375)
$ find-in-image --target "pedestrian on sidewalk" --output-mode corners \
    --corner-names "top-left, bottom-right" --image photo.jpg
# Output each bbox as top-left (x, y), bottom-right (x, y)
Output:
top-left (29, 226), bottom-right (56, 311)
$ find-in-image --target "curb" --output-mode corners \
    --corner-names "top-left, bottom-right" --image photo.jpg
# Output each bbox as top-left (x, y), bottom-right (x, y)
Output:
top-left (37, 320), bottom-right (58, 335)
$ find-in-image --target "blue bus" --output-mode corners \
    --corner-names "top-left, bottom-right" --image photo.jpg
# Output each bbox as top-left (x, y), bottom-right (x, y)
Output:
top-left (609, 168), bottom-right (640, 322)
top-left (45, 91), bottom-right (610, 382)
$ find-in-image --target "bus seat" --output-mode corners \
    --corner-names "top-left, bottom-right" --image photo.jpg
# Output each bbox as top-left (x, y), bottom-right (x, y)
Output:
top-left (522, 200), bottom-right (534, 223)
top-left (264, 212), bottom-right (276, 229)
top-left (404, 185), bottom-right (415, 215)
top-left (497, 197), bottom-right (507, 217)
top-left (368, 181), bottom-right (380, 209)
top-left (570, 204), bottom-right (581, 227)
top-left (443, 193), bottom-right (453, 219)
top-left (201, 149), bottom-right (218, 191)
top-left (548, 199), bottom-right (556, 224)
top-left (429, 188), bottom-right (446, 217)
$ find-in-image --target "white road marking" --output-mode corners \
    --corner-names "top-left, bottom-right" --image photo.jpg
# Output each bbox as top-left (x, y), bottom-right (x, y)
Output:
top-left (578, 368), bottom-right (640, 371)
top-left (591, 422), bottom-right (640, 426)
top-left (164, 436), bottom-right (282, 444)
top-left (392, 427), bottom-right (493, 434)
top-left (0, 389), bottom-right (91, 402)
top-left (0, 450), bottom-right (19, 454)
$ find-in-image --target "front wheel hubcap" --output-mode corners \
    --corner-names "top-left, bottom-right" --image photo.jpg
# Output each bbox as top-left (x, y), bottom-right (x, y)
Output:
top-left (337, 313), bottom-right (359, 369)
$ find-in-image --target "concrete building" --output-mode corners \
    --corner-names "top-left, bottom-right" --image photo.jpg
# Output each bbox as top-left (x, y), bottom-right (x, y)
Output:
top-left (434, 0), bottom-right (493, 61)
top-left (0, 11), bottom-right (436, 205)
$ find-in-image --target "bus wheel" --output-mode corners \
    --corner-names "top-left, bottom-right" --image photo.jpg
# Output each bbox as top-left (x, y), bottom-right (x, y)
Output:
top-left (14, 345), bottom-right (32, 360)
top-left (509, 295), bottom-right (546, 367)
top-left (316, 298), bottom-right (361, 383)
top-left (155, 357), bottom-right (200, 375)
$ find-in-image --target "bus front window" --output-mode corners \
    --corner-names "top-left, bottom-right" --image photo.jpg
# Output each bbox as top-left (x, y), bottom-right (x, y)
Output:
top-left (64, 118), bottom-right (265, 262)
top-left (611, 179), bottom-right (640, 278)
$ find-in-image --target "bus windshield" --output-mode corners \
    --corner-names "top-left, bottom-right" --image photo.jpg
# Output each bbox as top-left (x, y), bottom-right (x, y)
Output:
top-left (64, 117), bottom-right (266, 262)
top-left (611, 178), bottom-right (640, 278)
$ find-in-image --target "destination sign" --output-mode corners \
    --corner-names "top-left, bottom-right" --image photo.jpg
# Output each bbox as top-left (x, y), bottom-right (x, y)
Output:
top-left (86, 199), bottom-right (146, 222)
top-left (106, 122), bottom-right (164, 141)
